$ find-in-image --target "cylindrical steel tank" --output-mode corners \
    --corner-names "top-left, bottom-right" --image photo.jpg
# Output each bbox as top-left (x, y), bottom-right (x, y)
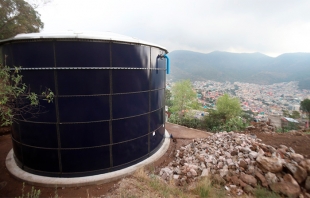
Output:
top-left (0, 32), bottom-right (168, 177)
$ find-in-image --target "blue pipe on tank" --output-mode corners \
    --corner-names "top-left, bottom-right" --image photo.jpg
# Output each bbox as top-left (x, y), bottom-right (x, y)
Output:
top-left (163, 54), bottom-right (170, 74)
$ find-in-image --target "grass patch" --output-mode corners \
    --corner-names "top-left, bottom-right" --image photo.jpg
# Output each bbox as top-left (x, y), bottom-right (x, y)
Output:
top-left (133, 168), bottom-right (192, 198)
top-left (17, 183), bottom-right (41, 198)
top-left (193, 177), bottom-right (226, 198)
top-left (254, 186), bottom-right (281, 198)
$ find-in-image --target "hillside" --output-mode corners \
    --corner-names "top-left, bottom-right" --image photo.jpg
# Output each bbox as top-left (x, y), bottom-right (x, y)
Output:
top-left (168, 50), bottom-right (310, 89)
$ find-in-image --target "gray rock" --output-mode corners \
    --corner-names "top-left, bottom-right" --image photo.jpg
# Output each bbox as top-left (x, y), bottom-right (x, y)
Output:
top-left (265, 172), bottom-right (279, 185)
top-left (305, 176), bottom-right (310, 193)
top-left (239, 160), bottom-right (248, 169)
top-left (299, 159), bottom-right (310, 175)
top-left (270, 174), bottom-right (300, 198)
top-left (285, 163), bottom-right (307, 184)
top-left (201, 168), bottom-right (210, 177)
top-left (290, 153), bottom-right (304, 163)
top-left (249, 151), bottom-right (258, 159)
top-left (240, 173), bottom-right (257, 187)
top-left (243, 185), bottom-right (254, 194)
top-left (256, 154), bottom-right (283, 173)
top-left (255, 171), bottom-right (268, 187)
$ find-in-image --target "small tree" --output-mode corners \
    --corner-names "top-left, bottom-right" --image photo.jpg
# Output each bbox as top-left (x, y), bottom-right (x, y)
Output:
top-left (170, 79), bottom-right (197, 113)
top-left (291, 111), bottom-right (300, 119)
top-left (165, 89), bottom-right (172, 107)
top-left (0, 0), bottom-right (44, 39)
top-left (301, 99), bottom-right (310, 123)
top-left (216, 93), bottom-right (242, 122)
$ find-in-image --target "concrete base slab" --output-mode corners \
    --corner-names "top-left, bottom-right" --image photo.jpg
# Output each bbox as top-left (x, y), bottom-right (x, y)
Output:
top-left (5, 130), bottom-right (170, 187)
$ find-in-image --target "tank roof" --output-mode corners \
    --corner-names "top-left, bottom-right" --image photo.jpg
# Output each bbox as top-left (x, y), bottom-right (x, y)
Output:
top-left (0, 31), bottom-right (168, 52)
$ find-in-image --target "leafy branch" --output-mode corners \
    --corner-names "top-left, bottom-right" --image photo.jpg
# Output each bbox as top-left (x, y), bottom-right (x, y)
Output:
top-left (0, 65), bottom-right (54, 126)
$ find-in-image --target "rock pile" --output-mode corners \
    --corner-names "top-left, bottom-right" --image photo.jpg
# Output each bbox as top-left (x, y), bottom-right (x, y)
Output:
top-left (159, 132), bottom-right (310, 198)
top-left (245, 121), bottom-right (276, 134)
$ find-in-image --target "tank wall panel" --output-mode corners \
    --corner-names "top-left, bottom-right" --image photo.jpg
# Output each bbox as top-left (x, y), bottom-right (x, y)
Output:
top-left (151, 70), bottom-right (165, 90)
top-left (11, 123), bottom-right (21, 142)
top-left (112, 135), bottom-right (148, 166)
top-left (150, 108), bottom-right (164, 131)
top-left (55, 41), bottom-right (110, 68)
top-left (2, 44), bottom-right (13, 66)
top-left (112, 114), bottom-right (148, 143)
top-left (20, 122), bottom-right (58, 148)
top-left (150, 125), bottom-right (165, 150)
top-left (112, 44), bottom-right (150, 68)
top-left (61, 146), bottom-right (110, 172)
top-left (22, 146), bottom-right (59, 172)
top-left (57, 70), bottom-right (110, 95)
top-left (12, 141), bottom-right (23, 164)
top-left (58, 96), bottom-right (110, 122)
top-left (17, 70), bottom-right (55, 94)
top-left (112, 70), bottom-right (149, 93)
top-left (19, 99), bottom-right (57, 123)
top-left (59, 122), bottom-right (110, 148)
top-left (11, 42), bottom-right (54, 68)
top-left (150, 89), bottom-right (165, 111)
top-left (112, 92), bottom-right (149, 119)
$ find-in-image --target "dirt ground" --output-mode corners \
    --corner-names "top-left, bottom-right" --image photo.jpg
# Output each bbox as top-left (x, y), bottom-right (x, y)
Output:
top-left (0, 123), bottom-right (310, 197)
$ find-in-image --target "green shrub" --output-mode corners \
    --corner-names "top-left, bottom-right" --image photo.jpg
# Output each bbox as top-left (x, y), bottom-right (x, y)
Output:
top-left (0, 66), bottom-right (54, 126)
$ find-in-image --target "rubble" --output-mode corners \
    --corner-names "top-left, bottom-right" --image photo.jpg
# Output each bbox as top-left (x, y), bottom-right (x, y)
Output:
top-left (159, 131), bottom-right (310, 197)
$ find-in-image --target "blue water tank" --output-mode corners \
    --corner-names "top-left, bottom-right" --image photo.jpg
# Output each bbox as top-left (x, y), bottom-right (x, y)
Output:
top-left (0, 32), bottom-right (168, 177)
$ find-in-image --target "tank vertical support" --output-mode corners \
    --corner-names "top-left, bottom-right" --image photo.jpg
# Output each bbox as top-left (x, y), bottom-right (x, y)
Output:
top-left (148, 47), bottom-right (151, 156)
top-left (109, 41), bottom-right (114, 168)
top-left (53, 41), bottom-right (63, 176)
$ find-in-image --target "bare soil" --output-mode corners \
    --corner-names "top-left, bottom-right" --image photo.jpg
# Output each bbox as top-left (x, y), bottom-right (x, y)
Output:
top-left (0, 123), bottom-right (310, 197)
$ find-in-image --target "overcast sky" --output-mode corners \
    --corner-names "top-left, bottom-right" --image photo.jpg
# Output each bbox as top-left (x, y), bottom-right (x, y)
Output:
top-left (37, 0), bottom-right (310, 57)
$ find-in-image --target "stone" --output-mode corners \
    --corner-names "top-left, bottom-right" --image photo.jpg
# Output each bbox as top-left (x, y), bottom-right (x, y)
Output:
top-left (240, 147), bottom-right (251, 154)
top-left (231, 175), bottom-right (239, 185)
top-left (289, 147), bottom-right (296, 153)
top-left (270, 174), bottom-right (300, 198)
top-left (305, 176), bottom-right (310, 192)
top-left (265, 172), bottom-right (279, 185)
top-left (285, 163), bottom-right (307, 184)
top-left (276, 148), bottom-right (287, 159)
top-left (212, 174), bottom-right (226, 185)
top-left (255, 171), bottom-right (268, 187)
top-left (217, 161), bottom-right (224, 169)
top-left (231, 150), bottom-right (238, 156)
top-left (249, 151), bottom-right (258, 159)
top-left (239, 160), bottom-right (248, 169)
top-left (299, 159), bottom-right (310, 174)
top-left (290, 153), bottom-right (304, 163)
top-left (190, 169), bottom-right (197, 176)
top-left (219, 168), bottom-right (229, 177)
top-left (240, 173), bottom-right (257, 187)
top-left (201, 168), bottom-right (209, 177)
top-left (256, 154), bottom-right (283, 173)
top-left (279, 145), bottom-right (288, 150)
top-left (243, 185), bottom-right (254, 194)
top-left (247, 165), bottom-right (255, 175)
top-left (161, 172), bottom-right (168, 180)
top-left (239, 179), bottom-right (247, 188)
top-left (173, 174), bottom-right (179, 180)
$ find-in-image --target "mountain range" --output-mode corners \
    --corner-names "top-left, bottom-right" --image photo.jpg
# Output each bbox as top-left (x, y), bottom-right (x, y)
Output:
top-left (167, 50), bottom-right (310, 89)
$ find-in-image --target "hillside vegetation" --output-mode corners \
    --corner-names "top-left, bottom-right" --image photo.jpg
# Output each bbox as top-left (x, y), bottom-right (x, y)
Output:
top-left (168, 50), bottom-right (310, 89)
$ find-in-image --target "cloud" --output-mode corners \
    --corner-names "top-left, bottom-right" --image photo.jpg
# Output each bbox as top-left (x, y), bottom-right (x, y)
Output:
top-left (37, 0), bottom-right (310, 57)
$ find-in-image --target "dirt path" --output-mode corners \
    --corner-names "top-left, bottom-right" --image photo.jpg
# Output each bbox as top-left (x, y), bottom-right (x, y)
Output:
top-left (166, 122), bottom-right (212, 139)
